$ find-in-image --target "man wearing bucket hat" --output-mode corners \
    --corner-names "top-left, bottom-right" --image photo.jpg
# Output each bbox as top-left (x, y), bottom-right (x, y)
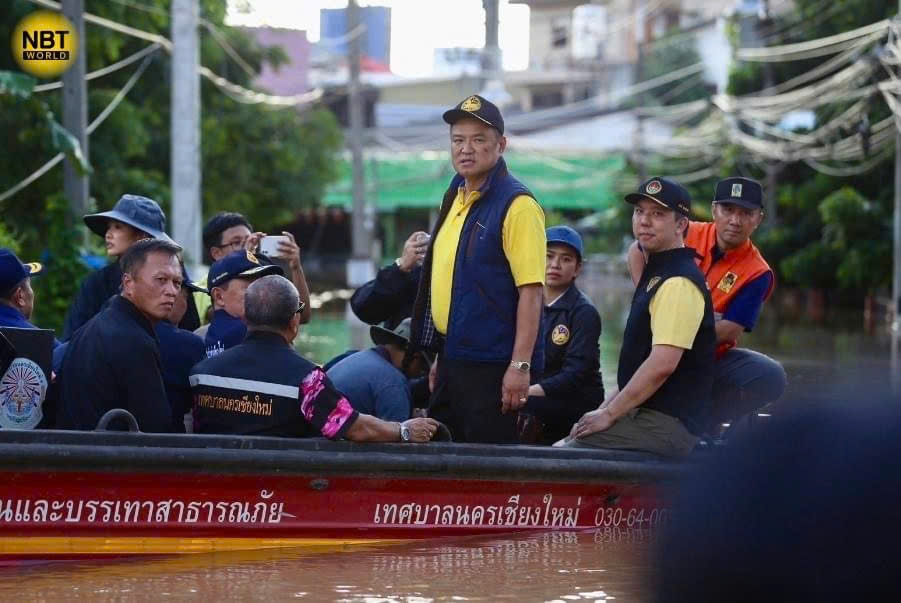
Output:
top-left (559, 177), bottom-right (716, 457)
top-left (62, 194), bottom-right (185, 340)
top-left (410, 93), bottom-right (546, 444)
top-left (627, 177), bottom-right (785, 434)
top-left (0, 249), bottom-right (59, 346)
top-left (518, 226), bottom-right (604, 444)
top-left (203, 249), bottom-right (283, 358)
top-left (327, 318), bottom-right (432, 422)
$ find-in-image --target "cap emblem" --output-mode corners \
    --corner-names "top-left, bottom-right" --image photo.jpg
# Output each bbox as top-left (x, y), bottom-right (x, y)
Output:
top-left (731, 183), bottom-right (743, 197)
top-left (24, 262), bottom-right (41, 275)
top-left (246, 250), bottom-right (259, 264)
top-left (646, 180), bottom-right (663, 195)
top-left (461, 96), bottom-right (481, 112)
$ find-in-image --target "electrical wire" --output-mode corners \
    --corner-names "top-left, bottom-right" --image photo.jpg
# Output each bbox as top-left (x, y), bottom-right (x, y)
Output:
top-left (32, 42), bottom-right (161, 92)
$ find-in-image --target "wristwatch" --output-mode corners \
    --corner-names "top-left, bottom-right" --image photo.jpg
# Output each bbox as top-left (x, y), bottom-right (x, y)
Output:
top-left (399, 422), bottom-right (411, 442)
top-left (510, 360), bottom-right (531, 373)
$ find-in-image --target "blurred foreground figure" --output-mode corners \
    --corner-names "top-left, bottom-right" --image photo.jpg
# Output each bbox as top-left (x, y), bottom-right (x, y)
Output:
top-left (655, 392), bottom-right (901, 602)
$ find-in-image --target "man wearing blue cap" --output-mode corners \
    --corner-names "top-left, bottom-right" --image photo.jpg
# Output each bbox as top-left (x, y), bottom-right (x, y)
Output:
top-left (559, 177), bottom-right (716, 457)
top-left (62, 194), bottom-right (185, 340)
top-left (203, 249), bottom-right (283, 358)
top-left (0, 249), bottom-right (58, 347)
top-left (518, 226), bottom-right (604, 444)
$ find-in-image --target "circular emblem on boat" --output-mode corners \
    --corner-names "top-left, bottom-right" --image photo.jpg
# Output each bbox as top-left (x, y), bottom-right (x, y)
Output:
top-left (0, 358), bottom-right (47, 430)
top-left (645, 180), bottom-right (663, 195)
top-left (551, 324), bottom-right (570, 346)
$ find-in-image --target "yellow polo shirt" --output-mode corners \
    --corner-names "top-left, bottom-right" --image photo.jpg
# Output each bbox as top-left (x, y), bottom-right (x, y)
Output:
top-left (430, 188), bottom-right (546, 334)
top-left (649, 277), bottom-right (705, 349)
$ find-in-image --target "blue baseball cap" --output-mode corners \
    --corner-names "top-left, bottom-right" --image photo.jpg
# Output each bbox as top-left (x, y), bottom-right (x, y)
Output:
top-left (207, 249), bottom-right (283, 291)
top-left (83, 194), bottom-right (174, 242)
top-left (625, 176), bottom-right (692, 217)
top-left (443, 94), bottom-right (505, 135)
top-left (546, 226), bottom-right (584, 261)
top-left (0, 248), bottom-right (43, 294)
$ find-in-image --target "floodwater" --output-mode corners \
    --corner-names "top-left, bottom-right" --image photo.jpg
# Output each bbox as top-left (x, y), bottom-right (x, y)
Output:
top-left (5, 268), bottom-right (895, 601)
top-left (0, 531), bottom-right (652, 601)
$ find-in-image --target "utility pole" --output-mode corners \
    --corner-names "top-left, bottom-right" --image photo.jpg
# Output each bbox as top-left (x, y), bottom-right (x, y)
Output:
top-left (346, 0), bottom-right (373, 349)
top-left (893, 1), bottom-right (901, 393)
top-left (634, 0), bottom-right (647, 182)
top-left (171, 0), bottom-right (202, 265)
top-left (61, 0), bottom-right (88, 229)
top-left (482, 0), bottom-right (500, 79)
top-left (760, 0), bottom-right (779, 223)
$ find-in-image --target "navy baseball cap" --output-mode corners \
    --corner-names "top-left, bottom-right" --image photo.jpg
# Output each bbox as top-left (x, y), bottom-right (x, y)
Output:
top-left (625, 176), bottom-right (692, 217)
top-left (714, 177), bottom-right (764, 210)
top-left (207, 249), bottom-right (283, 290)
top-left (84, 194), bottom-right (173, 242)
top-left (443, 94), bottom-right (504, 135)
top-left (0, 249), bottom-right (43, 294)
top-left (546, 225), bottom-right (584, 261)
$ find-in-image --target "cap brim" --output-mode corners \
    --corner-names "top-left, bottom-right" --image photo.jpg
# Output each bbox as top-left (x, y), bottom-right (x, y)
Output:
top-left (370, 325), bottom-right (409, 348)
top-left (236, 264), bottom-right (283, 279)
top-left (545, 239), bottom-right (582, 259)
top-left (183, 281), bottom-right (207, 294)
top-left (23, 262), bottom-right (43, 277)
top-left (83, 211), bottom-right (174, 243)
top-left (442, 109), bottom-right (500, 132)
top-left (624, 192), bottom-right (671, 209)
top-left (713, 198), bottom-right (763, 210)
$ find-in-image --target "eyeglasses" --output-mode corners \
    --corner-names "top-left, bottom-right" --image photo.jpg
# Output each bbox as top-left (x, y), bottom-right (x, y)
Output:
top-left (294, 301), bottom-right (306, 316)
top-left (214, 239), bottom-right (246, 251)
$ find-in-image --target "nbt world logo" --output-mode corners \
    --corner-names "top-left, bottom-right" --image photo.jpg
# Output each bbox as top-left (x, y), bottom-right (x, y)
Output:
top-left (11, 10), bottom-right (79, 78)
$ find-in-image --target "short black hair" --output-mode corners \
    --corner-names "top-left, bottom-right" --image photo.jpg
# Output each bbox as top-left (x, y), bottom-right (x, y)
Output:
top-left (0, 278), bottom-right (26, 302)
top-left (120, 238), bottom-right (182, 277)
top-left (245, 275), bottom-right (299, 331)
top-left (202, 212), bottom-right (253, 260)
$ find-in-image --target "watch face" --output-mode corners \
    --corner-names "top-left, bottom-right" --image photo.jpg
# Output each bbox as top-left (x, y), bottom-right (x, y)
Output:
top-left (400, 425), bottom-right (411, 441)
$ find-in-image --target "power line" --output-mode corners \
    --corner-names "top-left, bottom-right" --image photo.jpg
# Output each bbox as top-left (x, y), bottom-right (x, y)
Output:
top-left (32, 43), bottom-right (161, 92)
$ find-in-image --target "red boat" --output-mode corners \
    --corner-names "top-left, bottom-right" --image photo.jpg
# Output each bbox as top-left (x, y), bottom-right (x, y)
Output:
top-left (0, 424), bottom-right (682, 560)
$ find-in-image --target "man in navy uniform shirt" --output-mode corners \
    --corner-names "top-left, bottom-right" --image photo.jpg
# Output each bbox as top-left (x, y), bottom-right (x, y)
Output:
top-left (0, 249), bottom-right (59, 349)
top-left (203, 249), bottom-right (282, 358)
top-left (520, 227), bottom-right (603, 444)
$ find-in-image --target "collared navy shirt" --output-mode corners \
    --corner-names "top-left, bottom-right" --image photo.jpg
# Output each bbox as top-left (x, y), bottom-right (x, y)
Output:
top-left (57, 295), bottom-right (176, 433)
top-left (156, 320), bottom-right (205, 432)
top-left (204, 309), bottom-right (247, 358)
top-left (0, 305), bottom-right (61, 349)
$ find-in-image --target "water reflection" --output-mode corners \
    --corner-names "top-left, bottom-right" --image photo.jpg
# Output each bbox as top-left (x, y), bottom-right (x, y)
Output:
top-left (0, 531), bottom-right (650, 601)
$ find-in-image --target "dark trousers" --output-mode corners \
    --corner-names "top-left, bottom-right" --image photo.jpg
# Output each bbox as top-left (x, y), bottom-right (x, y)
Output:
top-left (708, 348), bottom-right (787, 431)
top-left (523, 395), bottom-right (598, 445)
top-left (428, 358), bottom-right (520, 444)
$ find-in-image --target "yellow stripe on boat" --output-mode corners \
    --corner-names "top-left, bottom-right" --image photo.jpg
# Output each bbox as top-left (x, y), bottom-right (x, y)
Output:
top-left (0, 536), bottom-right (404, 555)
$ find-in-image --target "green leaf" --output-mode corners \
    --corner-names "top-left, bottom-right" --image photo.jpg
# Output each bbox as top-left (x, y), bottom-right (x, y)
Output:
top-left (46, 111), bottom-right (92, 175)
top-left (0, 71), bottom-right (37, 99)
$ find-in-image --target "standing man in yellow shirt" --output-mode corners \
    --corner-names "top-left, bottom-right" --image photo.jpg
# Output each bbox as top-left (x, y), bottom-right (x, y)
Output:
top-left (558, 177), bottom-right (716, 457)
top-left (410, 94), bottom-right (546, 444)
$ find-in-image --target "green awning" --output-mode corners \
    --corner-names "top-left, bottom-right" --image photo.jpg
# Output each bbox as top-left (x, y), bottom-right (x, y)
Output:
top-left (323, 151), bottom-right (626, 211)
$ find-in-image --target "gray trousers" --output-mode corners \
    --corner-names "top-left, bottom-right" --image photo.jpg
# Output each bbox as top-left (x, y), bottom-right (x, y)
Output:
top-left (709, 348), bottom-right (787, 429)
top-left (556, 408), bottom-right (699, 458)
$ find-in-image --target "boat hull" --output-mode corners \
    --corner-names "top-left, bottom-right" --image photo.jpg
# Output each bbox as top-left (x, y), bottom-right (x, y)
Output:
top-left (0, 430), bottom-right (684, 559)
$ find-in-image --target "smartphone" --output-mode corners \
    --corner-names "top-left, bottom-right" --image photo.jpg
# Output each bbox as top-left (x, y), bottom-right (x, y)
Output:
top-left (259, 235), bottom-right (290, 258)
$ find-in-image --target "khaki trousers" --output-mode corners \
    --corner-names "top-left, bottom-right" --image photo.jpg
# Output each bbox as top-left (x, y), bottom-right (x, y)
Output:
top-left (557, 407), bottom-right (699, 458)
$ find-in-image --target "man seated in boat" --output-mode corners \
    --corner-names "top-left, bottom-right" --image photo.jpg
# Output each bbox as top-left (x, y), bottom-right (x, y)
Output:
top-left (518, 226), bottom-right (604, 444)
top-left (194, 212), bottom-right (312, 334)
top-left (189, 275), bottom-right (439, 443)
top-left (327, 318), bottom-right (431, 422)
top-left (0, 249), bottom-right (60, 350)
top-left (202, 250), bottom-right (283, 358)
top-left (58, 239), bottom-right (185, 433)
top-left (557, 177), bottom-right (716, 458)
top-left (626, 177), bottom-right (786, 434)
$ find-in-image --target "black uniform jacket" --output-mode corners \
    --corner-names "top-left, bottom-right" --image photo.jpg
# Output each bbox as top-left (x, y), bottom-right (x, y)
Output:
top-left (58, 295), bottom-right (176, 433)
top-left (350, 264), bottom-right (421, 331)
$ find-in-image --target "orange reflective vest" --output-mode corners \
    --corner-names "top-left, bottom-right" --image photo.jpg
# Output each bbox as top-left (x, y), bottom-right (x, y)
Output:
top-left (684, 221), bottom-right (774, 357)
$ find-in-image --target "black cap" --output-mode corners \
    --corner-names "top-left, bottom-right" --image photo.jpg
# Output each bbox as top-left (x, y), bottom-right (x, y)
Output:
top-left (442, 94), bottom-right (504, 135)
top-left (624, 177), bottom-right (692, 217)
top-left (208, 249), bottom-right (283, 290)
top-left (713, 177), bottom-right (763, 210)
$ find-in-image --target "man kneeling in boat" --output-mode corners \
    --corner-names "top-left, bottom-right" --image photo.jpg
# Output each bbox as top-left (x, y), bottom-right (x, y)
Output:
top-left (556, 178), bottom-right (716, 458)
top-left (189, 275), bottom-right (439, 443)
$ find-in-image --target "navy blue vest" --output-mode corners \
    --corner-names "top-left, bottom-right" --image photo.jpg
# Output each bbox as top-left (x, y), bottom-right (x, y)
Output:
top-left (617, 247), bottom-right (716, 435)
top-left (431, 161), bottom-right (544, 371)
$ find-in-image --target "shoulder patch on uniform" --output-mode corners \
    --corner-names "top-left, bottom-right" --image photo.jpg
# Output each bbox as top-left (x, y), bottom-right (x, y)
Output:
top-left (717, 272), bottom-right (738, 293)
top-left (0, 358), bottom-right (47, 430)
top-left (551, 324), bottom-right (570, 346)
top-left (646, 276), bottom-right (662, 292)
